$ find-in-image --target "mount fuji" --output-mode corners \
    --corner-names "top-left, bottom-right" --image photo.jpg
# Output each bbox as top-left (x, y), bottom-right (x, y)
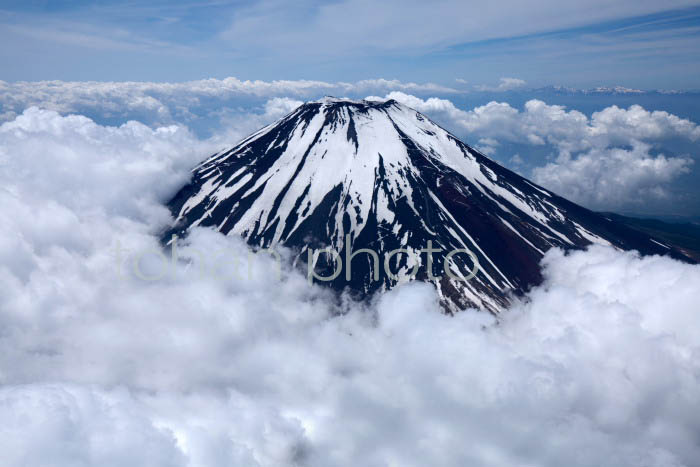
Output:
top-left (166, 97), bottom-right (692, 313)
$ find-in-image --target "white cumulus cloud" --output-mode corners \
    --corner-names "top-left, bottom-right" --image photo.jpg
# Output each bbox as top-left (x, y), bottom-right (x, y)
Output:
top-left (1, 106), bottom-right (700, 466)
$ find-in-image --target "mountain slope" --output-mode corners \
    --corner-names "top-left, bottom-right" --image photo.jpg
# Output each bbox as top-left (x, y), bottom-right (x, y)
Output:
top-left (166, 97), bottom-right (692, 313)
top-left (600, 213), bottom-right (700, 262)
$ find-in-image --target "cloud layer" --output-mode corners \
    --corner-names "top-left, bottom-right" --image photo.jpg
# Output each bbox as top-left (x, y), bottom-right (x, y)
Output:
top-left (0, 78), bottom-right (457, 129)
top-left (3, 0), bottom-right (700, 89)
top-left (1, 107), bottom-right (700, 466)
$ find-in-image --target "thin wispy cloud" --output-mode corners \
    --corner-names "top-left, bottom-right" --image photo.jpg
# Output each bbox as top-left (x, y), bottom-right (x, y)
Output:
top-left (474, 77), bottom-right (527, 92)
top-left (1, 1), bottom-right (700, 86)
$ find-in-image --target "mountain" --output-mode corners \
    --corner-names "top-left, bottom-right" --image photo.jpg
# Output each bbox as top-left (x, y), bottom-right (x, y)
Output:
top-left (165, 97), bottom-right (693, 313)
top-left (600, 213), bottom-right (700, 262)
top-left (532, 85), bottom-right (698, 96)
top-left (538, 85), bottom-right (645, 95)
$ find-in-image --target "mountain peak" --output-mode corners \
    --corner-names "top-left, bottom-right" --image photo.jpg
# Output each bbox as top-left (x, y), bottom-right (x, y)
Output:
top-left (166, 99), bottom-right (692, 313)
top-left (313, 96), bottom-right (359, 104)
top-left (312, 96), bottom-right (399, 107)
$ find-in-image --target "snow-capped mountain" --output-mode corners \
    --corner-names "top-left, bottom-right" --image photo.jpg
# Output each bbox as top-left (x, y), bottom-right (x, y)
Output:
top-left (547, 85), bottom-right (645, 95)
top-left (166, 97), bottom-right (691, 313)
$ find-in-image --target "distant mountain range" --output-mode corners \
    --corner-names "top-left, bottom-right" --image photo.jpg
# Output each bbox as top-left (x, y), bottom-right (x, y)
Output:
top-left (529, 85), bottom-right (699, 96)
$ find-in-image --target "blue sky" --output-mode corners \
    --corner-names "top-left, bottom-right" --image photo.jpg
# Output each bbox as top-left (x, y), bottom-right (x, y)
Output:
top-left (2, 0), bottom-right (700, 89)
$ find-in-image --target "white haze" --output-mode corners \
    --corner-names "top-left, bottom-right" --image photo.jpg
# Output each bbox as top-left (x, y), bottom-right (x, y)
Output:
top-left (1, 108), bottom-right (700, 466)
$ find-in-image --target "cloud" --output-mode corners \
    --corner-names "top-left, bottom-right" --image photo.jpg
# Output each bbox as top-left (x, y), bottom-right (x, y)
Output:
top-left (0, 385), bottom-right (186, 467)
top-left (532, 143), bottom-right (693, 208)
top-left (3, 1), bottom-right (700, 89)
top-left (388, 92), bottom-right (700, 147)
top-left (476, 137), bottom-right (500, 155)
top-left (0, 78), bottom-right (458, 130)
top-left (474, 77), bottom-right (527, 92)
top-left (384, 92), bottom-right (698, 210)
top-left (0, 107), bottom-right (206, 223)
top-left (1, 107), bottom-right (700, 466)
top-left (217, 0), bottom-right (700, 59)
top-left (263, 96), bottom-right (305, 116)
top-left (590, 103), bottom-right (700, 142)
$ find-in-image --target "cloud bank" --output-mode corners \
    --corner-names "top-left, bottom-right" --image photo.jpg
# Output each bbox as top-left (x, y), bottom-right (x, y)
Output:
top-left (1, 107), bottom-right (700, 466)
top-left (0, 78), bottom-right (458, 128)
